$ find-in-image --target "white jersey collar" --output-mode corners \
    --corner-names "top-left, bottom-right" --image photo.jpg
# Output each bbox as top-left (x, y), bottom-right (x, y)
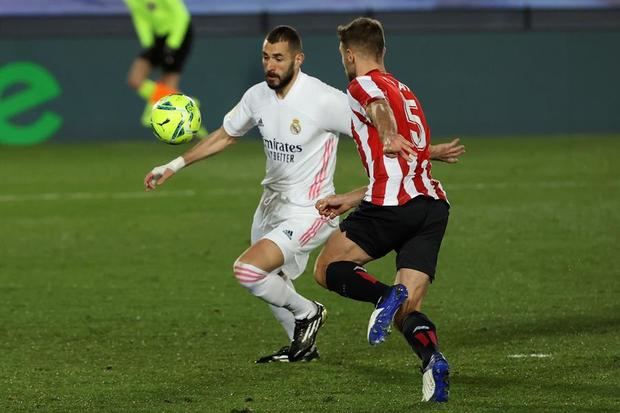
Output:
top-left (273, 70), bottom-right (306, 102)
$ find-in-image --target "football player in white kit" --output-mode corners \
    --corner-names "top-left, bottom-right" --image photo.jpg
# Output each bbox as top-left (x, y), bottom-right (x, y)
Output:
top-left (144, 26), bottom-right (464, 362)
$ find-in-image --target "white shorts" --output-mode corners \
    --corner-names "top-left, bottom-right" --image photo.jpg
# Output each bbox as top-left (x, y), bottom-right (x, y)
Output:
top-left (251, 189), bottom-right (339, 280)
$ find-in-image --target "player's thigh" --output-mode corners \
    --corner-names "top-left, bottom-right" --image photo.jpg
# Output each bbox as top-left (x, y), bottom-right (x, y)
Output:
top-left (263, 213), bottom-right (335, 280)
top-left (247, 199), bottom-right (333, 278)
top-left (127, 57), bottom-right (151, 89)
top-left (314, 229), bottom-right (373, 287)
top-left (236, 239), bottom-right (285, 274)
top-left (395, 199), bottom-right (449, 282)
top-left (393, 268), bottom-right (430, 328)
top-left (314, 201), bottom-right (401, 286)
top-left (242, 193), bottom-right (291, 274)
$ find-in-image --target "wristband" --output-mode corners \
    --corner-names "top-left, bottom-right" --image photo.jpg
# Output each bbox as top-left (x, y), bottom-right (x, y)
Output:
top-left (166, 156), bottom-right (186, 173)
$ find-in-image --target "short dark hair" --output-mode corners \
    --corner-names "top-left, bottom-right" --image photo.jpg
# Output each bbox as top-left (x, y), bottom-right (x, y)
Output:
top-left (265, 25), bottom-right (303, 53)
top-left (337, 17), bottom-right (385, 60)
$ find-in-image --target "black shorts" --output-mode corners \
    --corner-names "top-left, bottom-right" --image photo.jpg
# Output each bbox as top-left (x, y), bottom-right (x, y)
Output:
top-left (140, 24), bottom-right (193, 73)
top-left (340, 196), bottom-right (449, 281)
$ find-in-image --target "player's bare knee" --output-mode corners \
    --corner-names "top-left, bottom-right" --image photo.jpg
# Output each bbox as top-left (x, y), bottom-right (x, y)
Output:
top-left (313, 255), bottom-right (329, 288)
top-left (232, 259), bottom-right (267, 286)
top-left (394, 294), bottom-right (423, 330)
top-left (403, 294), bottom-right (424, 313)
top-left (234, 248), bottom-right (259, 270)
top-left (397, 269), bottom-right (429, 300)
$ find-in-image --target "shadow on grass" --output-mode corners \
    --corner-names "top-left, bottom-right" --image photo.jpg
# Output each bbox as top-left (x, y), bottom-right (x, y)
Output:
top-left (451, 310), bottom-right (620, 348)
top-left (457, 399), bottom-right (619, 413)
top-left (457, 372), bottom-right (619, 401)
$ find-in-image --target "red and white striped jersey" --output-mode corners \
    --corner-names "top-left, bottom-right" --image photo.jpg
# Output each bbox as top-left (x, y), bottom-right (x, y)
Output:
top-left (347, 69), bottom-right (448, 206)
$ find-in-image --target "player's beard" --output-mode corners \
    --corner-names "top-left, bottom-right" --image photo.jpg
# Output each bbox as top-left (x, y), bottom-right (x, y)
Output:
top-left (265, 62), bottom-right (295, 91)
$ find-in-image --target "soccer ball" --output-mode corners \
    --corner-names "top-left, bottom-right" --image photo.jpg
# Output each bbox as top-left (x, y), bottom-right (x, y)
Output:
top-left (150, 93), bottom-right (201, 145)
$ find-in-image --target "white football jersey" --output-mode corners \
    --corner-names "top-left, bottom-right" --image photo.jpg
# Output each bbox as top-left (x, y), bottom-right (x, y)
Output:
top-left (223, 71), bottom-right (350, 206)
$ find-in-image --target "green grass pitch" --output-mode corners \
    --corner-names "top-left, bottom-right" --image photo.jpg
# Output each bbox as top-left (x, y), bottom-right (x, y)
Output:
top-left (0, 136), bottom-right (618, 412)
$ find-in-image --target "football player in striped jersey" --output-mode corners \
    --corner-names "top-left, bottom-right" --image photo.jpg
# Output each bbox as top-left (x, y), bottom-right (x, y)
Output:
top-left (314, 17), bottom-right (452, 402)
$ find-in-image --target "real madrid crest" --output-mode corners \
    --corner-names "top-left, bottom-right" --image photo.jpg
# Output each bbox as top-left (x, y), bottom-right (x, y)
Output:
top-left (290, 118), bottom-right (301, 135)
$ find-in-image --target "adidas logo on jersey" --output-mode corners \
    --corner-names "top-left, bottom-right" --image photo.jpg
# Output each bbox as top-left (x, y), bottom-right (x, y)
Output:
top-left (258, 118), bottom-right (264, 127)
top-left (283, 229), bottom-right (293, 240)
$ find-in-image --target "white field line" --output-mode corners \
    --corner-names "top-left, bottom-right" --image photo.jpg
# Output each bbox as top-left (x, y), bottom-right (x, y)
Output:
top-left (0, 190), bottom-right (195, 202)
top-left (507, 353), bottom-right (552, 358)
top-left (0, 179), bottom-right (617, 203)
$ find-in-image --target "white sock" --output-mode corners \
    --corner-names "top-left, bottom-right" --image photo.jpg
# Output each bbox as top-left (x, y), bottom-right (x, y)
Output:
top-left (269, 275), bottom-right (296, 341)
top-left (234, 261), bottom-right (317, 320)
top-left (269, 304), bottom-right (295, 341)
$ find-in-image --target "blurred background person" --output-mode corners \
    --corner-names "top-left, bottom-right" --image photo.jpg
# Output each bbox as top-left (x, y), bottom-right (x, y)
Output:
top-left (125, 0), bottom-right (206, 137)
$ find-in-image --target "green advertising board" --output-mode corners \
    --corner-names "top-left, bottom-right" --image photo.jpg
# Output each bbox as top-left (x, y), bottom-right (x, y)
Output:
top-left (0, 62), bottom-right (62, 145)
top-left (1, 30), bottom-right (619, 144)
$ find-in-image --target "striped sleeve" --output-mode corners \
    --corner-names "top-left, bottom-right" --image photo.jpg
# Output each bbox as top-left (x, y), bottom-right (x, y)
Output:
top-left (347, 76), bottom-right (386, 108)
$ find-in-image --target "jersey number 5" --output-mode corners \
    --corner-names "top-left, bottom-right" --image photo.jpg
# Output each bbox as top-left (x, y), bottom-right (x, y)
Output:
top-left (403, 99), bottom-right (427, 149)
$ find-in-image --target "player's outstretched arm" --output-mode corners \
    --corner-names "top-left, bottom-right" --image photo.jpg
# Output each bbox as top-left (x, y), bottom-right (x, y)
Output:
top-left (430, 138), bottom-right (465, 163)
top-left (144, 127), bottom-right (236, 191)
top-left (181, 127), bottom-right (237, 166)
top-left (316, 187), bottom-right (367, 219)
top-left (365, 98), bottom-right (464, 163)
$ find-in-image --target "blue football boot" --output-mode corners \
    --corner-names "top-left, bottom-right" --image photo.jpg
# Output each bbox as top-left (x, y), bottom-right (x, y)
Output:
top-left (367, 284), bottom-right (408, 345)
top-left (421, 352), bottom-right (450, 402)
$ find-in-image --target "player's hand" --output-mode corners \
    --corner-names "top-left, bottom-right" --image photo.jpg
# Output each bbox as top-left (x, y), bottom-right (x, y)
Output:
top-left (316, 194), bottom-right (355, 219)
top-left (383, 132), bottom-right (416, 161)
top-left (144, 165), bottom-right (175, 191)
top-left (432, 138), bottom-right (465, 163)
